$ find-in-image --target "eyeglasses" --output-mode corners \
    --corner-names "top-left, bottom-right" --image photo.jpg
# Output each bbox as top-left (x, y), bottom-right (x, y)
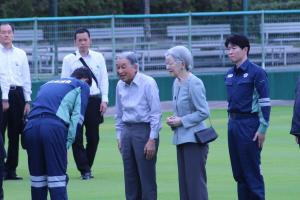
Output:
top-left (165, 59), bottom-right (184, 67)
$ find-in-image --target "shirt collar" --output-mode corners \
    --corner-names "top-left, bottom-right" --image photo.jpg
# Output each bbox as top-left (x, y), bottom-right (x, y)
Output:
top-left (125, 72), bottom-right (140, 87)
top-left (75, 50), bottom-right (90, 59)
top-left (234, 59), bottom-right (249, 73)
top-left (1, 44), bottom-right (15, 52)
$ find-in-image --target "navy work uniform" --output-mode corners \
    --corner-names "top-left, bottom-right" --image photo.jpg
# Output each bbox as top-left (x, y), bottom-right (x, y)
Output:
top-left (225, 59), bottom-right (271, 200)
top-left (23, 78), bottom-right (90, 200)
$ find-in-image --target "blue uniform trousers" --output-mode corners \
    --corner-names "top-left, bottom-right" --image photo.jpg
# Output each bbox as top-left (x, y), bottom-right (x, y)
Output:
top-left (228, 116), bottom-right (265, 200)
top-left (121, 122), bottom-right (159, 200)
top-left (23, 117), bottom-right (68, 200)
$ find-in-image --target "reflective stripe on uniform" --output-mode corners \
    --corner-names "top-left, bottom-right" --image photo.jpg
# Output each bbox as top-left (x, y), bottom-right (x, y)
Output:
top-left (48, 181), bottom-right (66, 188)
top-left (30, 175), bottom-right (47, 188)
top-left (47, 175), bottom-right (67, 188)
top-left (258, 98), bottom-right (271, 107)
top-left (259, 102), bottom-right (271, 106)
top-left (258, 98), bottom-right (270, 102)
top-left (48, 175), bottom-right (66, 182)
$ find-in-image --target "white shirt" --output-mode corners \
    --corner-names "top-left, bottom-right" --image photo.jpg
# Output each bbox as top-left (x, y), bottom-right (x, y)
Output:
top-left (61, 50), bottom-right (109, 102)
top-left (115, 72), bottom-right (162, 139)
top-left (0, 45), bottom-right (32, 101)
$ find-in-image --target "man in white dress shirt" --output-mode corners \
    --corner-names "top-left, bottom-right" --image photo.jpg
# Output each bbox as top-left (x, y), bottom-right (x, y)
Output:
top-left (0, 32), bottom-right (4, 199)
top-left (61, 28), bottom-right (109, 180)
top-left (0, 23), bottom-right (32, 180)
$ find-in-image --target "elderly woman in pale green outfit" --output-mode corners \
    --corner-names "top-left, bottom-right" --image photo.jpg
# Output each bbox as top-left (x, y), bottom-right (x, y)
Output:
top-left (165, 46), bottom-right (210, 200)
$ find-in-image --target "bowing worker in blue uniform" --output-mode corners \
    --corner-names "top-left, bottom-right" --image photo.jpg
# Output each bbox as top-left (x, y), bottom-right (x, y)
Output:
top-left (22, 67), bottom-right (91, 200)
top-left (224, 34), bottom-right (271, 200)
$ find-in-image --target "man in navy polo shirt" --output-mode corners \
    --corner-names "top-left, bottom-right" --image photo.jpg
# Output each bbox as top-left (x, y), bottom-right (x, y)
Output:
top-left (224, 34), bottom-right (271, 200)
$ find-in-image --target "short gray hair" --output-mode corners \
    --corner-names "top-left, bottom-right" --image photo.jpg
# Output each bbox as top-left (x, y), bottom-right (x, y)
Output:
top-left (165, 46), bottom-right (193, 70)
top-left (116, 51), bottom-right (139, 68)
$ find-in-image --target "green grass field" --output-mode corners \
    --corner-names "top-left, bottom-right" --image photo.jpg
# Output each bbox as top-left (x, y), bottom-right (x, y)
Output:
top-left (3, 106), bottom-right (300, 200)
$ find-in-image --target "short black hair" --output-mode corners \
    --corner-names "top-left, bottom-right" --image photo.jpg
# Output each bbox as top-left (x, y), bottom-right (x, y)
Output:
top-left (74, 28), bottom-right (90, 40)
top-left (71, 67), bottom-right (92, 86)
top-left (225, 34), bottom-right (250, 55)
top-left (0, 23), bottom-right (15, 32)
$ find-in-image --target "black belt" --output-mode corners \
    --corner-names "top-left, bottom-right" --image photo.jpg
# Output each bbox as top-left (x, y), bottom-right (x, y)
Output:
top-left (28, 113), bottom-right (68, 127)
top-left (229, 112), bottom-right (258, 120)
top-left (124, 122), bottom-right (150, 127)
top-left (89, 94), bottom-right (100, 98)
top-left (10, 86), bottom-right (22, 90)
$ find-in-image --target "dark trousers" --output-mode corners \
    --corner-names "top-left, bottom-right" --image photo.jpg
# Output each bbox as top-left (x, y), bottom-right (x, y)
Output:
top-left (72, 96), bottom-right (102, 174)
top-left (23, 117), bottom-right (68, 200)
top-left (228, 116), bottom-right (265, 200)
top-left (0, 134), bottom-right (4, 200)
top-left (121, 123), bottom-right (158, 200)
top-left (177, 142), bottom-right (208, 200)
top-left (0, 101), bottom-right (5, 200)
top-left (1, 87), bottom-right (25, 174)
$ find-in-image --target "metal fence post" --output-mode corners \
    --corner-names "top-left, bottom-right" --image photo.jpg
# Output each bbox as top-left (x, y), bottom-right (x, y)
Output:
top-left (111, 16), bottom-right (116, 75)
top-left (54, 20), bottom-right (59, 76)
top-left (188, 12), bottom-right (192, 51)
top-left (243, 0), bottom-right (249, 36)
top-left (33, 18), bottom-right (39, 79)
top-left (261, 10), bottom-right (265, 69)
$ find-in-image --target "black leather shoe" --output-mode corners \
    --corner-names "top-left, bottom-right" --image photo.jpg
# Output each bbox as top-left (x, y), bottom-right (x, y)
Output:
top-left (81, 172), bottom-right (94, 180)
top-left (4, 174), bottom-right (23, 180)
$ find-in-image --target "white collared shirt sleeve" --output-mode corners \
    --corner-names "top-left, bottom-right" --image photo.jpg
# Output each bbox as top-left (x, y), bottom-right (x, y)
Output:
top-left (0, 75), bottom-right (10, 100)
top-left (61, 55), bottom-right (73, 78)
top-left (145, 78), bottom-right (162, 139)
top-left (0, 44), bottom-right (9, 100)
top-left (115, 81), bottom-right (124, 140)
top-left (97, 53), bottom-right (109, 103)
top-left (21, 52), bottom-right (32, 101)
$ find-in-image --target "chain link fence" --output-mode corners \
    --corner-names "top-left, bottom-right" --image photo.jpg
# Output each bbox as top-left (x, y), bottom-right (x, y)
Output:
top-left (2, 10), bottom-right (300, 80)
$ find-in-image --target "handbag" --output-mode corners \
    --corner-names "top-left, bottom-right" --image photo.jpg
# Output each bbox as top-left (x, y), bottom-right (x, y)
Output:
top-left (194, 118), bottom-right (218, 144)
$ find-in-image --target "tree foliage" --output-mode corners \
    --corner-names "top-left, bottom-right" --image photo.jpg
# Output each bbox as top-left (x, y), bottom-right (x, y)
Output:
top-left (0, 0), bottom-right (300, 18)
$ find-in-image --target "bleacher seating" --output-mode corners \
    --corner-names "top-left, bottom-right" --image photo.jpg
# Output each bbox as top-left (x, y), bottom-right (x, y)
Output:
top-left (14, 29), bottom-right (44, 42)
top-left (262, 22), bottom-right (300, 44)
top-left (88, 27), bottom-right (145, 49)
top-left (167, 24), bottom-right (231, 45)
